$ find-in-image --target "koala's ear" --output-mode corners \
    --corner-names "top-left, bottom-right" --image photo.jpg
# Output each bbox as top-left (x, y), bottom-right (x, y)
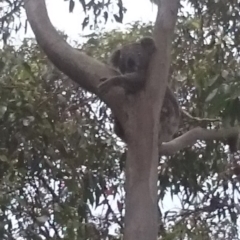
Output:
top-left (140, 37), bottom-right (156, 53)
top-left (109, 49), bottom-right (121, 68)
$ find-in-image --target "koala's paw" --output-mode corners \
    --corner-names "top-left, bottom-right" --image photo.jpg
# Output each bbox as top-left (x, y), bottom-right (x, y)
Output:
top-left (98, 78), bottom-right (112, 95)
top-left (99, 77), bottom-right (108, 82)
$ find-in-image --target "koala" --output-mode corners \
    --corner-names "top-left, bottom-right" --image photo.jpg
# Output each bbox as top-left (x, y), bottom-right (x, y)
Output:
top-left (158, 87), bottom-right (180, 143)
top-left (99, 37), bottom-right (180, 144)
top-left (98, 37), bottom-right (156, 94)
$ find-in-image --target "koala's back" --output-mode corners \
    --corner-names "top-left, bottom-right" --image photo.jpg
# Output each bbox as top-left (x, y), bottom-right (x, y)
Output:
top-left (159, 88), bottom-right (180, 143)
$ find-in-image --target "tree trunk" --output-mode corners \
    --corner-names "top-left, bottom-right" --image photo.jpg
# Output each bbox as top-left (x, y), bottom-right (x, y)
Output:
top-left (123, 100), bottom-right (159, 240)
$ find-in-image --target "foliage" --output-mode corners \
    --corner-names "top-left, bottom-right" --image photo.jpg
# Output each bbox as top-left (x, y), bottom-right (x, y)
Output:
top-left (0, 41), bottom-right (123, 239)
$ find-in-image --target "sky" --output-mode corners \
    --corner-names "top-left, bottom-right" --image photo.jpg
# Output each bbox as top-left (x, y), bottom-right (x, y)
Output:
top-left (20, 0), bottom-right (157, 44)
top-left (46, 0), bottom-right (157, 38)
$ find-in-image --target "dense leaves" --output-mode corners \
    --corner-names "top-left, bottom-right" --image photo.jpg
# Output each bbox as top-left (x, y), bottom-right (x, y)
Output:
top-left (0, 41), bottom-right (124, 239)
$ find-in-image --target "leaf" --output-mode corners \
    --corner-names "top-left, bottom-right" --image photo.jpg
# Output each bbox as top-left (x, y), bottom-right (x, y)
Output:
top-left (208, 74), bottom-right (219, 87)
top-left (0, 106), bottom-right (7, 118)
top-left (117, 200), bottom-right (123, 212)
top-left (22, 62), bottom-right (31, 73)
top-left (15, 196), bottom-right (27, 207)
top-left (36, 215), bottom-right (48, 224)
top-left (104, 11), bottom-right (108, 24)
top-left (22, 116), bottom-right (35, 126)
top-left (0, 155), bottom-right (8, 162)
top-left (221, 70), bottom-right (229, 79)
top-left (230, 211), bottom-right (237, 224)
top-left (113, 14), bottom-right (122, 23)
top-left (0, 60), bottom-right (5, 73)
top-left (24, 19), bottom-right (28, 34)
top-left (205, 88), bottom-right (218, 102)
top-left (221, 83), bottom-right (231, 94)
top-left (79, 0), bottom-right (86, 12)
top-left (189, 19), bottom-right (201, 29)
top-left (69, 0), bottom-right (75, 12)
top-left (82, 16), bottom-right (89, 30)
top-left (53, 203), bottom-right (60, 212)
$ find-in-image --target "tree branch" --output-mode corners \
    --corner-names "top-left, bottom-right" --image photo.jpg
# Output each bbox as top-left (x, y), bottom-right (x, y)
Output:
top-left (181, 109), bottom-right (221, 123)
top-left (147, 0), bottom-right (179, 105)
top-left (160, 127), bottom-right (239, 155)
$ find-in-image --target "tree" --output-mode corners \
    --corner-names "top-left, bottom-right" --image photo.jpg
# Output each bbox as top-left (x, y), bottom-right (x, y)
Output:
top-left (21, 0), bottom-right (240, 239)
top-left (22, 0), bottom-right (179, 239)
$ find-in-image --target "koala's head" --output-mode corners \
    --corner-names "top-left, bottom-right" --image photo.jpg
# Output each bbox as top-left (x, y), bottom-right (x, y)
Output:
top-left (109, 37), bottom-right (156, 74)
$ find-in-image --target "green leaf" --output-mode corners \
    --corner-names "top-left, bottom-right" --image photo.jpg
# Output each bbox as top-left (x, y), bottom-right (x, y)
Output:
top-left (208, 74), bottom-right (219, 87)
top-left (0, 155), bottom-right (8, 162)
top-left (36, 215), bottom-right (48, 224)
top-left (205, 88), bottom-right (218, 102)
top-left (0, 106), bottom-right (7, 118)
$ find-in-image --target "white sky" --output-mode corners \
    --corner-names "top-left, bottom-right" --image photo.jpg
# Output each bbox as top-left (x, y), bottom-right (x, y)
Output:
top-left (46, 0), bottom-right (157, 37)
top-left (19, 0), bottom-right (157, 43)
